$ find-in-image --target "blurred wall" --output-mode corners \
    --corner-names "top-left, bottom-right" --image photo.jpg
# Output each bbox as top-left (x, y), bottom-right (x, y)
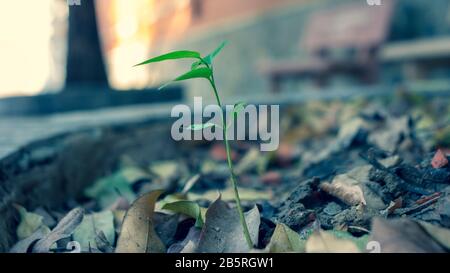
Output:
top-left (154, 0), bottom-right (450, 103)
top-left (149, 0), bottom-right (317, 103)
top-left (101, 0), bottom-right (450, 102)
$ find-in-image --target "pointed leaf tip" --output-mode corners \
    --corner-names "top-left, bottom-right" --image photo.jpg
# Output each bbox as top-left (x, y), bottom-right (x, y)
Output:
top-left (204, 41), bottom-right (228, 65)
top-left (134, 50), bottom-right (201, 67)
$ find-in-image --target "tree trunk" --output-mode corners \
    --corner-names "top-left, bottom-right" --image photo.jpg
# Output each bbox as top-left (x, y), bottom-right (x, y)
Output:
top-left (65, 0), bottom-right (108, 89)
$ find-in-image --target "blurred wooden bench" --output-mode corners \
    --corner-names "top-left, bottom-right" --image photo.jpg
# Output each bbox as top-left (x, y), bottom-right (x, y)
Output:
top-left (261, 1), bottom-right (395, 92)
top-left (380, 37), bottom-right (450, 80)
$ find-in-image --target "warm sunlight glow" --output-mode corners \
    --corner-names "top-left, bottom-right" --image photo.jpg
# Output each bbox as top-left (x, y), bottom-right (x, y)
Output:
top-left (96, 0), bottom-right (193, 89)
top-left (0, 0), bottom-right (66, 97)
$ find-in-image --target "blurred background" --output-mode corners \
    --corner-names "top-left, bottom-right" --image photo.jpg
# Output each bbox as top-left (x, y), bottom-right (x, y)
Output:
top-left (3, 0), bottom-right (450, 253)
top-left (0, 0), bottom-right (450, 153)
top-left (1, 0), bottom-right (450, 99)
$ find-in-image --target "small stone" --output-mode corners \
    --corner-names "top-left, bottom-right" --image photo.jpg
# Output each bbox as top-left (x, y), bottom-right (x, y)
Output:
top-left (276, 203), bottom-right (313, 231)
top-left (431, 149), bottom-right (449, 169)
top-left (323, 202), bottom-right (342, 216)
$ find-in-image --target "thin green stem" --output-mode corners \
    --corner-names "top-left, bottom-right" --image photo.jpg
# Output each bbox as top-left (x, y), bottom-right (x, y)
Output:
top-left (208, 75), bottom-right (253, 249)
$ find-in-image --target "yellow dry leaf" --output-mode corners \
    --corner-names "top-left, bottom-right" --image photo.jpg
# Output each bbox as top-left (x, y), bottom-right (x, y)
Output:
top-left (115, 190), bottom-right (166, 253)
top-left (306, 230), bottom-right (360, 253)
top-left (320, 174), bottom-right (366, 206)
top-left (187, 187), bottom-right (272, 202)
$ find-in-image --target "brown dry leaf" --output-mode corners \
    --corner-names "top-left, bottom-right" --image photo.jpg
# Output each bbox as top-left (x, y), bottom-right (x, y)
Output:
top-left (267, 223), bottom-right (305, 253)
top-left (369, 217), bottom-right (445, 253)
top-left (188, 187), bottom-right (272, 202)
top-left (305, 230), bottom-right (360, 253)
top-left (431, 149), bottom-right (449, 169)
top-left (115, 190), bottom-right (166, 253)
top-left (320, 174), bottom-right (366, 206)
top-left (9, 226), bottom-right (50, 253)
top-left (33, 208), bottom-right (84, 253)
top-left (417, 221), bottom-right (450, 250)
top-left (196, 197), bottom-right (260, 253)
top-left (168, 227), bottom-right (202, 253)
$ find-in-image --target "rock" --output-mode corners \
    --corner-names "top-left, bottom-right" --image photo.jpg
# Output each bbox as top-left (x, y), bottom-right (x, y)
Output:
top-left (368, 168), bottom-right (403, 197)
top-left (283, 178), bottom-right (319, 206)
top-left (332, 205), bottom-right (374, 229)
top-left (276, 203), bottom-right (314, 231)
top-left (323, 202), bottom-right (342, 216)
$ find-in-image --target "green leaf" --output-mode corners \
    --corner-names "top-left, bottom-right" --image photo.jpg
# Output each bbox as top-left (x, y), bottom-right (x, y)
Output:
top-left (14, 204), bottom-right (46, 240)
top-left (84, 171), bottom-right (136, 209)
top-left (162, 201), bottom-right (204, 228)
top-left (134, 50), bottom-right (201, 67)
top-left (191, 60), bottom-right (203, 70)
top-left (159, 67), bottom-right (212, 90)
top-left (268, 223), bottom-right (306, 253)
top-left (204, 41), bottom-right (228, 65)
top-left (187, 123), bottom-right (216, 131)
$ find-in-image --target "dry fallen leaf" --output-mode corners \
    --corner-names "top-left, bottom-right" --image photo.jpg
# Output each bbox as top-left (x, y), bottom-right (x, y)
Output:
top-left (417, 221), bottom-right (450, 250)
top-left (431, 149), bottom-right (449, 169)
top-left (369, 217), bottom-right (445, 253)
top-left (72, 210), bottom-right (115, 252)
top-left (267, 223), bottom-right (305, 253)
top-left (14, 204), bottom-right (45, 240)
top-left (33, 207), bottom-right (84, 253)
top-left (153, 212), bottom-right (179, 247)
top-left (168, 227), bottom-right (201, 253)
top-left (188, 187), bottom-right (272, 202)
top-left (320, 174), bottom-right (366, 206)
top-left (196, 197), bottom-right (260, 253)
top-left (115, 190), bottom-right (166, 253)
top-left (305, 230), bottom-right (360, 253)
top-left (9, 226), bottom-right (50, 253)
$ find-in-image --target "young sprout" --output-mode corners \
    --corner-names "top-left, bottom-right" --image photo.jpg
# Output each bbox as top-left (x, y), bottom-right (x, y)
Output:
top-left (134, 42), bottom-right (253, 248)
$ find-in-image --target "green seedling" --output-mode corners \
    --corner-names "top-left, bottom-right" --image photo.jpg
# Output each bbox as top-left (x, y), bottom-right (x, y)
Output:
top-left (135, 42), bottom-right (253, 248)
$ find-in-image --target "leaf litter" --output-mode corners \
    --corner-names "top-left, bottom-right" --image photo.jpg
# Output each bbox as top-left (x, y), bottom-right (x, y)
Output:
top-left (8, 98), bottom-right (450, 253)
